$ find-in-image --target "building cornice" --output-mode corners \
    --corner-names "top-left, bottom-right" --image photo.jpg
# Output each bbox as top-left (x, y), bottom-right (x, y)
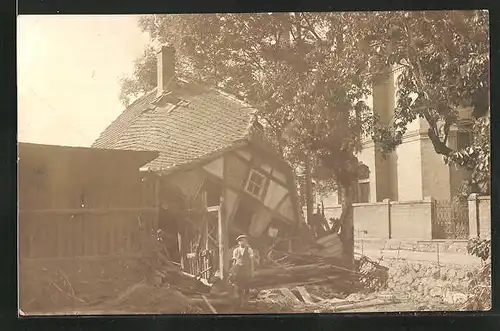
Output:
top-left (361, 128), bottom-right (430, 149)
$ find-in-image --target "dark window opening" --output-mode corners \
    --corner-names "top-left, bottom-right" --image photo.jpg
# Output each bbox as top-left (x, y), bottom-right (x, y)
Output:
top-left (204, 180), bottom-right (222, 207)
top-left (357, 181), bottom-right (370, 203)
top-left (356, 163), bottom-right (370, 203)
top-left (336, 163), bottom-right (371, 204)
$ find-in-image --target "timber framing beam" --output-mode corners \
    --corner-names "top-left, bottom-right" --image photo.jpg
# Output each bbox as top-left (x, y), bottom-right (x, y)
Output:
top-left (201, 168), bottom-right (294, 227)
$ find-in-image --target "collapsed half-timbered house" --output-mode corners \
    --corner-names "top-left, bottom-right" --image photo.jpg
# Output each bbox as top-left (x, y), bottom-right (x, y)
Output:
top-left (92, 46), bottom-right (305, 280)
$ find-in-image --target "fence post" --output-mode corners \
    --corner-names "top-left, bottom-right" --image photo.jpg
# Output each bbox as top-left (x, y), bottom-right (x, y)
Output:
top-left (384, 198), bottom-right (392, 239)
top-left (436, 242), bottom-right (441, 277)
top-left (428, 196), bottom-right (436, 239)
top-left (468, 193), bottom-right (479, 238)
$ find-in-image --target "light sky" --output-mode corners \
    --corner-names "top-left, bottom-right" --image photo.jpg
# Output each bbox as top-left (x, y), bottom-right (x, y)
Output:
top-left (17, 15), bottom-right (150, 147)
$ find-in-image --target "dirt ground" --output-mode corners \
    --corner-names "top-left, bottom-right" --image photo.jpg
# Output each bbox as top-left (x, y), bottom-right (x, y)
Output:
top-left (20, 255), bottom-right (463, 316)
top-left (23, 285), bottom-right (457, 316)
top-left (217, 288), bottom-right (456, 314)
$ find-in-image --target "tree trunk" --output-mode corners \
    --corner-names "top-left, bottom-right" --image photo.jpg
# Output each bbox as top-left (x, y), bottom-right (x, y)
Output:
top-left (339, 182), bottom-right (355, 269)
top-left (304, 155), bottom-right (314, 226)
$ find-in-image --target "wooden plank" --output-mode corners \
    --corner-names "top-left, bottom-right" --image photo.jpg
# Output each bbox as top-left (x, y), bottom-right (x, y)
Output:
top-left (178, 232), bottom-right (185, 270)
top-left (69, 216), bottom-right (76, 256)
top-left (296, 286), bottom-right (314, 304)
top-left (333, 298), bottom-right (396, 312)
top-left (219, 200), bottom-right (226, 277)
top-left (153, 175), bottom-right (160, 230)
top-left (56, 217), bottom-right (62, 257)
top-left (18, 207), bottom-right (158, 215)
top-left (202, 295), bottom-right (218, 314)
top-left (27, 216), bottom-right (35, 258)
top-left (80, 214), bottom-right (85, 256)
top-left (207, 206), bottom-right (219, 213)
top-left (279, 288), bottom-right (301, 303)
top-left (92, 216), bottom-right (99, 256)
top-left (218, 159), bottom-right (228, 279)
top-left (109, 215), bottom-right (115, 254)
top-left (64, 217), bottom-right (71, 257)
top-left (19, 253), bottom-right (145, 263)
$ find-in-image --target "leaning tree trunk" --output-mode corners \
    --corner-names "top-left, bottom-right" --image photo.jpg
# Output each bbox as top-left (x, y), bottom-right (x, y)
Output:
top-left (339, 181), bottom-right (356, 269)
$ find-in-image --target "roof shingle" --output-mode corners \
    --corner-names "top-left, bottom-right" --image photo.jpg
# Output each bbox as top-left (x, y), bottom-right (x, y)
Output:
top-left (92, 81), bottom-right (258, 171)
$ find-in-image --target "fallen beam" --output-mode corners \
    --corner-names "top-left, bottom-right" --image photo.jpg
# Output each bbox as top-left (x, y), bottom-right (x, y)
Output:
top-left (296, 286), bottom-right (314, 304)
top-left (279, 288), bottom-right (302, 304)
top-left (332, 298), bottom-right (398, 312)
top-left (202, 295), bottom-right (218, 314)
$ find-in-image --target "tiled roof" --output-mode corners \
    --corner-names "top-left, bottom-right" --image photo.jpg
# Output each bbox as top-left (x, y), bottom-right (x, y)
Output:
top-left (92, 81), bottom-right (258, 171)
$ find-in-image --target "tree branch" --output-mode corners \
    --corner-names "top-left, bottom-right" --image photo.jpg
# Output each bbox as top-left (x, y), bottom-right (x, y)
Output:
top-left (427, 128), bottom-right (453, 156)
top-left (403, 21), bottom-right (445, 147)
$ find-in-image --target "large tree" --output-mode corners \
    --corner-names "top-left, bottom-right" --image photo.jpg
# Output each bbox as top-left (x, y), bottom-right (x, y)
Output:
top-left (122, 12), bottom-right (378, 263)
top-left (366, 10), bottom-right (490, 194)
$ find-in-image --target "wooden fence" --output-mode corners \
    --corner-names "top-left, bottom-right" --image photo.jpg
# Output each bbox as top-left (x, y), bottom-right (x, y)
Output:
top-left (19, 207), bottom-right (158, 259)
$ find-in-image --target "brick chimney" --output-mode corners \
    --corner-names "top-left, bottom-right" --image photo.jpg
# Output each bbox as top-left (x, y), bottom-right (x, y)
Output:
top-left (157, 45), bottom-right (175, 97)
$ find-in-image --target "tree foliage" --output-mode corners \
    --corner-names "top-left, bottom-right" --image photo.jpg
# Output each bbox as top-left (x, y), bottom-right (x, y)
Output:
top-left (366, 10), bottom-right (490, 193)
top-left (119, 45), bottom-right (158, 106)
top-left (464, 237), bottom-right (491, 310)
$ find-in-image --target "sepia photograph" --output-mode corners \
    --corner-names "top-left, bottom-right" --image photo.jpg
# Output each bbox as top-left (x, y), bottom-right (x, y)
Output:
top-left (17, 11), bottom-right (491, 315)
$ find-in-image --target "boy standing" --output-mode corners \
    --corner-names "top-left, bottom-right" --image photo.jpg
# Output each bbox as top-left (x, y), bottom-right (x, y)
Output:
top-left (231, 234), bottom-right (255, 308)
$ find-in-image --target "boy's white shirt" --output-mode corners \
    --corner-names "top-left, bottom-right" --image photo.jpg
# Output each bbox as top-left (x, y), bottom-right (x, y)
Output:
top-left (232, 246), bottom-right (255, 260)
top-left (232, 246), bottom-right (255, 276)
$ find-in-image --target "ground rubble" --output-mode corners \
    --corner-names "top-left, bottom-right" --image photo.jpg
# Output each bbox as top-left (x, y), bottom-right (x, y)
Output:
top-left (21, 232), bottom-right (475, 315)
top-left (66, 236), bottom-right (393, 315)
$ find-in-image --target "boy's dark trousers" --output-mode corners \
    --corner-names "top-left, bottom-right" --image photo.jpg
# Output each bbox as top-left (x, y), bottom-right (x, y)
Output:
top-left (237, 286), bottom-right (250, 307)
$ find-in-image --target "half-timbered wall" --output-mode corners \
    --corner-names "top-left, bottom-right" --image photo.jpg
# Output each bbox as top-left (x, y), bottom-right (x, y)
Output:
top-left (160, 145), bottom-right (300, 279)
top-left (226, 147), bottom-right (297, 226)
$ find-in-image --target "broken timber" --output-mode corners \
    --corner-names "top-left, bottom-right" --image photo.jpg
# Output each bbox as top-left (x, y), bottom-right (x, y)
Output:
top-left (296, 286), bottom-right (314, 304)
top-left (279, 288), bottom-right (302, 304)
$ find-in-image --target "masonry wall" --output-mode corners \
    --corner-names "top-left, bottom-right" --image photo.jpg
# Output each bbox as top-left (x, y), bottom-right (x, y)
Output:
top-left (352, 201), bottom-right (390, 238)
top-left (468, 195), bottom-right (491, 238)
top-left (324, 198), bottom-right (434, 240)
top-left (323, 194), bottom-right (491, 242)
top-left (355, 237), bottom-right (486, 308)
top-left (385, 259), bottom-right (478, 306)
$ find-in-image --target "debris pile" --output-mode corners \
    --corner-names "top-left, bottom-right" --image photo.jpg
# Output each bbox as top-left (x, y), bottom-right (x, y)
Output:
top-left (354, 253), bottom-right (389, 292)
top-left (21, 229), bottom-right (390, 315)
top-left (244, 286), bottom-right (400, 314)
top-left (247, 234), bottom-right (388, 294)
top-left (248, 251), bottom-right (357, 292)
top-left (89, 231), bottom-right (390, 314)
